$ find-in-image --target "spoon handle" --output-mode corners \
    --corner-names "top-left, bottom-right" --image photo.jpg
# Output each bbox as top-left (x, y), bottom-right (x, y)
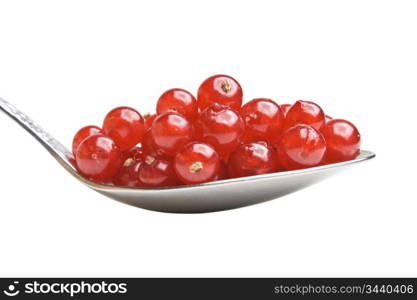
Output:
top-left (0, 97), bottom-right (75, 170)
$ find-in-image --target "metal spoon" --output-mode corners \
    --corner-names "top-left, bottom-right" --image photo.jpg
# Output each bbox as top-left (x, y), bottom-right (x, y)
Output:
top-left (0, 98), bottom-right (375, 213)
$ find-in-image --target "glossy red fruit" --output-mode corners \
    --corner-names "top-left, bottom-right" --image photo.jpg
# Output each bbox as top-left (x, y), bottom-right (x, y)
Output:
top-left (280, 104), bottom-right (292, 116)
top-left (240, 98), bottom-right (284, 144)
top-left (115, 146), bottom-right (144, 187)
top-left (195, 104), bottom-right (244, 158)
top-left (174, 142), bottom-right (220, 185)
top-left (197, 74), bottom-right (243, 111)
top-left (75, 135), bottom-right (122, 182)
top-left (139, 155), bottom-right (179, 187)
top-left (113, 158), bottom-right (142, 187)
top-left (103, 106), bottom-right (145, 151)
top-left (320, 119), bottom-right (360, 163)
top-left (72, 125), bottom-right (103, 155)
top-left (157, 88), bottom-right (198, 120)
top-left (144, 113), bottom-right (157, 131)
top-left (151, 112), bottom-right (193, 156)
top-left (284, 100), bottom-right (325, 131)
top-left (277, 125), bottom-right (327, 170)
top-left (228, 142), bottom-right (279, 178)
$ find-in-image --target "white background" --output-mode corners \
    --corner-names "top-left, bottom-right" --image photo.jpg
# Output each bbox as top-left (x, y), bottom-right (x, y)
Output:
top-left (0, 0), bottom-right (416, 277)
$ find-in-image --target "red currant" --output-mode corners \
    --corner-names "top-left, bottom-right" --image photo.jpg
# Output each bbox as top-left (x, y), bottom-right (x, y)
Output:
top-left (103, 106), bottom-right (145, 151)
top-left (228, 142), bottom-right (279, 178)
top-left (280, 104), bottom-right (292, 116)
top-left (195, 104), bottom-right (244, 158)
top-left (72, 125), bottom-right (103, 155)
top-left (114, 146), bottom-right (148, 187)
top-left (151, 112), bottom-right (193, 156)
top-left (197, 74), bottom-right (243, 111)
top-left (320, 119), bottom-right (360, 163)
top-left (139, 155), bottom-right (179, 187)
top-left (240, 98), bottom-right (284, 144)
top-left (277, 125), bottom-right (327, 170)
top-left (144, 113), bottom-right (157, 131)
top-left (157, 88), bottom-right (198, 120)
top-left (174, 142), bottom-right (220, 185)
top-left (113, 158), bottom-right (142, 187)
top-left (284, 100), bottom-right (325, 131)
top-left (75, 135), bottom-right (122, 182)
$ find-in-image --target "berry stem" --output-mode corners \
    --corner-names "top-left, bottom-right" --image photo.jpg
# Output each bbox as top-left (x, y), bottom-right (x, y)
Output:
top-left (221, 80), bottom-right (232, 93)
top-left (124, 158), bottom-right (134, 167)
top-left (189, 161), bottom-right (203, 173)
top-left (145, 155), bottom-right (156, 166)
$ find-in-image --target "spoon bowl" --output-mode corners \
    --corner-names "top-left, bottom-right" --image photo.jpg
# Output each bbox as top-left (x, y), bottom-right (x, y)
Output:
top-left (0, 98), bottom-right (375, 213)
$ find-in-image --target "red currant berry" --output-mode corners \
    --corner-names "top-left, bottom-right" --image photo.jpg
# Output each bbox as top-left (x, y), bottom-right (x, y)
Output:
top-left (144, 113), bottom-right (157, 131)
top-left (139, 155), bottom-right (179, 187)
top-left (195, 104), bottom-right (244, 158)
top-left (174, 142), bottom-right (220, 185)
top-left (151, 112), bottom-right (193, 156)
top-left (284, 100), bottom-right (325, 131)
top-left (240, 98), bottom-right (284, 144)
top-left (277, 125), bottom-right (327, 170)
top-left (103, 106), bottom-right (145, 151)
top-left (228, 142), bottom-right (279, 178)
top-left (197, 74), bottom-right (243, 111)
top-left (113, 158), bottom-right (142, 187)
top-left (157, 88), bottom-right (198, 120)
top-left (72, 125), bottom-right (103, 155)
top-left (115, 146), bottom-right (144, 186)
top-left (75, 135), bottom-right (122, 182)
top-left (320, 119), bottom-right (360, 163)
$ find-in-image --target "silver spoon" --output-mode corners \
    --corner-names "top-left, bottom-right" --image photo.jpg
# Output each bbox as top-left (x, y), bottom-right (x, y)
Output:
top-left (0, 98), bottom-right (375, 213)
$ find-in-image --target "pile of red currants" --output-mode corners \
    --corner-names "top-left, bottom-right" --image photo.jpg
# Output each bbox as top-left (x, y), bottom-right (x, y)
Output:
top-left (72, 74), bottom-right (361, 187)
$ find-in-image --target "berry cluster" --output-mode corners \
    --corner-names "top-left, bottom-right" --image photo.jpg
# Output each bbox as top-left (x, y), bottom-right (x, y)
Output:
top-left (72, 74), bottom-right (361, 187)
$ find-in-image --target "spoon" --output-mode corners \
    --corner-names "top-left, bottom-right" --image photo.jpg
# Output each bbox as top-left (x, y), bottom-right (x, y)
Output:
top-left (0, 98), bottom-right (375, 213)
